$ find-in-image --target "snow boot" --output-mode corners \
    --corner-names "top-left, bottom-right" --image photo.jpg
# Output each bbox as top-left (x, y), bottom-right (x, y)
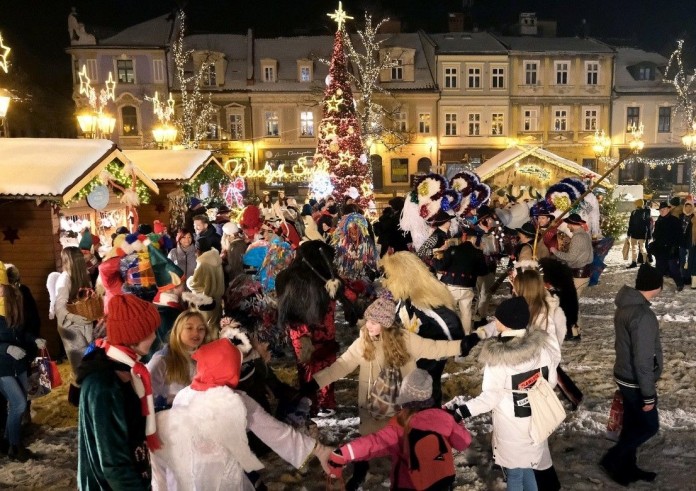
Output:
top-left (626, 261), bottom-right (637, 269)
top-left (631, 467), bottom-right (657, 482)
top-left (691, 276), bottom-right (696, 289)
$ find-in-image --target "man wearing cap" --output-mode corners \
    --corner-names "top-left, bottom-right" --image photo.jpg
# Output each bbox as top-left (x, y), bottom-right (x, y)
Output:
top-left (550, 213), bottom-right (593, 296)
top-left (514, 222), bottom-right (538, 262)
top-left (600, 264), bottom-right (662, 486)
top-left (648, 201), bottom-right (684, 291)
top-left (416, 209), bottom-right (452, 268)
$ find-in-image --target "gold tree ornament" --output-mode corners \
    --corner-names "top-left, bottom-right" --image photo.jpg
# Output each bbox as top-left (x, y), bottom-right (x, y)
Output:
top-left (325, 94), bottom-right (344, 112)
top-left (327, 1), bottom-right (353, 29)
top-left (321, 122), bottom-right (338, 139)
top-left (0, 34), bottom-right (10, 73)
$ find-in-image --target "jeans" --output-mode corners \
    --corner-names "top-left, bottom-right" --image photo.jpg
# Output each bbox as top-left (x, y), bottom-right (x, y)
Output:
top-left (603, 385), bottom-right (659, 474)
top-left (504, 467), bottom-right (538, 491)
top-left (0, 372), bottom-right (28, 445)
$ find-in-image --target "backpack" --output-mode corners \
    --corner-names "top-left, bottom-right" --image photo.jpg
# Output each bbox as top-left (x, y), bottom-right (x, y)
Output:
top-left (401, 426), bottom-right (455, 491)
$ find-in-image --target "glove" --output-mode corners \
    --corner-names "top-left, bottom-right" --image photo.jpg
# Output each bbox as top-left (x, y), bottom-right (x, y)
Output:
top-left (6, 345), bottom-right (26, 360)
top-left (313, 443), bottom-right (333, 476)
top-left (328, 449), bottom-right (346, 478)
top-left (448, 404), bottom-right (471, 423)
top-left (35, 338), bottom-right (47, 350)
top-left (460, 333), bottom-right (480, 357)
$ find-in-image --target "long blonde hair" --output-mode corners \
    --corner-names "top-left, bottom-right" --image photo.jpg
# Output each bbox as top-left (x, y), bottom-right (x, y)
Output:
top-left (360, 320), bottom-right (410, 368)
top-left (380, 252), bottom-right (455, 310)
top-left (513, 269), bottom-right (549, 330)
top-left (165, 310), bottom-right (211, 385)
top-left (61, 246), bottom-right (91, 301)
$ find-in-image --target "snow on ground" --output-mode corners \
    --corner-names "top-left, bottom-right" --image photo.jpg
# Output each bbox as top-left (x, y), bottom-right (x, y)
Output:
top-left (4, 245), bottom-right (696, 490)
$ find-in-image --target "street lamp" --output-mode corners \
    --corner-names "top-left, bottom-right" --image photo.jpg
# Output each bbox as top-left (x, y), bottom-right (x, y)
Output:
top-left (76, 66), bottom-right (117, 139)
top-left (147, 92), bottom-right (178, 148)
top-left (628, 122), bottom-right (645, 153)
top-left (592, 129), bottom-right (611, 172)
top-left (0, 87), bottom-right (11, 137)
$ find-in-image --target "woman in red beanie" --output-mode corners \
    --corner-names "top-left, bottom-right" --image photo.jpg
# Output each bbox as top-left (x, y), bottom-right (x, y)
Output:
top-left (152, 338), bottom-right (333, 490)
top-left (77, 293), bottom-right (161, 491)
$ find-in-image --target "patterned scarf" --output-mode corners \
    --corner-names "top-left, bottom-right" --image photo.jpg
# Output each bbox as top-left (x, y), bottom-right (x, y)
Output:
top-left (95, 338), bottom-right (161, 451)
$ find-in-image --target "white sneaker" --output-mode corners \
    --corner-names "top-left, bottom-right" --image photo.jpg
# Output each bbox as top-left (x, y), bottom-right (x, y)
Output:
top-left (316, 407), bottom-right (336, 418)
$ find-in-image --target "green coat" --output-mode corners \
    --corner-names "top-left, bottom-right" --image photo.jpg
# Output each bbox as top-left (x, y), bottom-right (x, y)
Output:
top-left (77, 348), bottom-right (150, 490)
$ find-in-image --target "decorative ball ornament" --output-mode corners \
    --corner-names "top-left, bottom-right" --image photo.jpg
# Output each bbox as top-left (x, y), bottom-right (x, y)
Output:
top-left (336, 88), bottom-right (343, 96)
top-left (359, 154), bottom-right (368, 164)
top-left (86, 185), bottom-right (110, 210)
top-left (347, 126), bottom-right (354, 135)
top-left (329, 142), bottom-right (339, 153)
top-left (325, 74), bottom-right (333, 86)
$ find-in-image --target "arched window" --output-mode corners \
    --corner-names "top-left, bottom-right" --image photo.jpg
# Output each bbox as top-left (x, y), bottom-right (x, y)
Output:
top-left (417, 157), bottom-right (432, 174)
top-left (121, 106), bottom-right (138, 136)
top-left (371, 155), bottom-right (383, 190)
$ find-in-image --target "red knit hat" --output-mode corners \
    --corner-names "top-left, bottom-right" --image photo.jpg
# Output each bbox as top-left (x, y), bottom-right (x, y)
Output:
top-left (191, 339), bottom-right (242, 391)
top-left (106, 294), bottom-right (161, 345)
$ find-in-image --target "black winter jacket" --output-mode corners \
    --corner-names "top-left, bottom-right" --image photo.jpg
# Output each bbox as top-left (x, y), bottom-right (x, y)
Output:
top-left (196, 224), bottom-right (222, 252)
top-left (627, 208), bottom-right (651, 240)
top-left (613, 286), bottom-right (662, 405)
top-left (434, 241), bottom-right (489, 287)
top-left (650, 214), bottom-right (682, 259)
top-left (0, 316), bottom-right (38, 377)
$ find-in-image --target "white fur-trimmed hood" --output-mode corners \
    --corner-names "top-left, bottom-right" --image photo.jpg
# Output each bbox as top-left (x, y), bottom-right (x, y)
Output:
top-left (479, 329), bottom-right (548, 367)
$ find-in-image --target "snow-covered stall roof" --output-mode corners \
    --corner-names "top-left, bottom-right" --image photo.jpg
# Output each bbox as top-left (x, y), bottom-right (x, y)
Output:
top-left (121, 149), bottom-right (223, 182)
top-left (0, 138), bottom-right (159, 202)
top-left (475, 145), bottom-right (607, 184)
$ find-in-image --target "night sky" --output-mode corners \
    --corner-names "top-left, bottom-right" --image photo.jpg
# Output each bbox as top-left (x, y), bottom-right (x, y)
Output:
top-left (0, 0), bottom-right (694, 136)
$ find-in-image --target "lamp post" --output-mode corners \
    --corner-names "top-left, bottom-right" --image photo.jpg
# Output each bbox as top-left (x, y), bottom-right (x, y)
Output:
top-left (681, 122), bottom-right (696, 194)
top-left (592, 128), bottom-right (611, 172)
top-left (147, 92), bottom-right (178, 149)
top-left (76, 66), bottom-right (117, 139)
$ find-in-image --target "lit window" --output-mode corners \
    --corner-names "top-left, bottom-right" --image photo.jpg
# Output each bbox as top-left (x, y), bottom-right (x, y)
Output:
top-left (263, 66), bottom-right (275, 82)
top-left (491, 113), bottom-right (504, 135)
top-left (300, 111), bottom-right (314, 136)
top-left (391, 158), bottom-right (409, 183)
top-left (300, 66), bottom-right (311, 82)
top-left (445, 113), bottom-right (457, 136)
top-left (229, 114), bottom-right (243, 140)
top-left (553, 108), bottom-right (568, 131)
top-left (468, 113), bottom-right (480, 136)
top-left (418, 113), bottom-right (431, 134)
top-left (392, 60), bottom-right (403, 80)
top-left (395, 112), bottom-right (407, 132)
top-left (627, 107), bottom-right (640, 129)
top-left (121, 106), bottom-right (138, 135)
top-left (265, 111), bottom-right (279, 136)
top-left (523, 108), bottom-right (538, 131)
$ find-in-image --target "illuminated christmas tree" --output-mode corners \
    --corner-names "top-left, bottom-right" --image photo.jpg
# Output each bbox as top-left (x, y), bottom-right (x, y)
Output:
top-left (314, 2), bottom-right (373, 208)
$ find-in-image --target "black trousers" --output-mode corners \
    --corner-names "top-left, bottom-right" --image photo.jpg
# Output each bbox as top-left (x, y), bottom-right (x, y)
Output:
top-left (602, 386), bottom-right (659, 475)
top-left (655, 257), bottom-right (683, 288)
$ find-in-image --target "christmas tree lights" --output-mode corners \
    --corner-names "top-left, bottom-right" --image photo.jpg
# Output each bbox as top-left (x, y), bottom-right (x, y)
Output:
top-left (316, 3), bottom-right (373, 208)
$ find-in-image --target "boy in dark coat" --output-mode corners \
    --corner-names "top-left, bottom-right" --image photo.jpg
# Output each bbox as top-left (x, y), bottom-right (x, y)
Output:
top-left (626, 199), bottom-right (651, 268)
top-left (600, 264), bottom-right (662, 486)
top-left (649, 202), bottom-right (684, 290)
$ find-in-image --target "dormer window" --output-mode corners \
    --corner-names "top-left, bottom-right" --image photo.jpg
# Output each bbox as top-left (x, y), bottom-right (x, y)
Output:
top-left (203, 64), bottom-right (216, 86)
top-left (261, 59), bottom-right (278, 83)
top-left (298, 60), bottom-right (313, 82)
top-left (391, 59), bottom-right (403, 80)
top-left (628, 63), bottom-right (657, 81)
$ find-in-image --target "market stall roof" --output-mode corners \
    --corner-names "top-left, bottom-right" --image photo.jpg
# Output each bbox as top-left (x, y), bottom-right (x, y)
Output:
top-left (474, 145), bottom-right (608, 185)
top-left (0, 138), bottom-right (159, 202)
top-left (122, 149), bottom-right (224, 182)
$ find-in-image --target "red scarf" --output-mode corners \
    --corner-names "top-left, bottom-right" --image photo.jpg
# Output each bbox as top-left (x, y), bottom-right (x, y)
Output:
top-left (95, 338), bottom-right (161, 451)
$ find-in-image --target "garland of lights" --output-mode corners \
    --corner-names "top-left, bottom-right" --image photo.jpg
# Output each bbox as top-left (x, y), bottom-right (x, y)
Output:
top-left (224, 157), bottom-right (329, 185)
top-left (602, 154), bottom-right (696, 170)
top-left (71, 161), bottom-right (151, 204)
top-left (665, 40), bottom-right (696, 132)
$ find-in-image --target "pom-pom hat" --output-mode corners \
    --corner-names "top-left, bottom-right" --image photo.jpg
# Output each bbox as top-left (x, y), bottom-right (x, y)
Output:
top-left (364, 296), bottom-right (397, 328)
top-left (106, 294), bottom-right (160, 345)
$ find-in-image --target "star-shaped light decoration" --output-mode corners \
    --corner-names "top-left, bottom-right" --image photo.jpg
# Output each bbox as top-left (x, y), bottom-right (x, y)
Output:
top-left (361, 182), bottom-right (373, 197)
top-left (0, 34), bottom-right (10, 73)
top-left (325, 94), bottom-right (344, 113)
top-left (320, 122), bottom-right (338, 140)
top-left (327, 1), bottom-right (353, 29)
top-left (104, 72), bottom-right (117, 101)
top-left (166, 93), bottom-right (175, 119)
top-left (2, 226), bottom-right (19, 245)
top-left (78, 65), bottom-right (91, 96)
top-left (338, 150), bottom-right (356, 167)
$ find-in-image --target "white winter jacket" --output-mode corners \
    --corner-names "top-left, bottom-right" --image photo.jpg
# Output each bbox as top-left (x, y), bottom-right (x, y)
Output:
top-left (447, 329), bottom-right (561, 470)
top-left (529, 293), bottom-right (566, 351)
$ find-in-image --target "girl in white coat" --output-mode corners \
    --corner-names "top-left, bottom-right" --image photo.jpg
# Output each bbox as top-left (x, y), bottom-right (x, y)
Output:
top-left (446, 297), bottom-right (562, 491)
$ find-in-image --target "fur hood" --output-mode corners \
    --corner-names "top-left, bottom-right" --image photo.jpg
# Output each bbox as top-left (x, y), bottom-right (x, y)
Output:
top-left (479, 329), bottom-right (548, 367)
top-left (196, 249), bottom-right (222, 267)
top-left (380, 251), bottom-right (455, 310)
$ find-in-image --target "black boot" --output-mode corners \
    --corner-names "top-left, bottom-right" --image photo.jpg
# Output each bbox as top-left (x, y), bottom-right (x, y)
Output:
top-left (599, 453), bottom-right (634, 487)
top-left (8, 444), bottom-right (35, 462)
top-left (626, 261), bottom-right (637, 269)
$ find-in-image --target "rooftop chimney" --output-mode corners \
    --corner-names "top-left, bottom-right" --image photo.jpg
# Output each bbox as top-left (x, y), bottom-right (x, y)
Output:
top-left (448, 13), bottom-right (465, 32)
top-left (519, 12), bottom-right (538, 36)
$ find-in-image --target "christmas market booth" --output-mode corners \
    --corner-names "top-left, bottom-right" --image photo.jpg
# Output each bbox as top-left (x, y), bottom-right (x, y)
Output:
top-left (122, 149), bottom-right (224, 230)
top-left (0, 138), bottom-right (159, 354)
top-left (475, 145), bottom-right (606, 203)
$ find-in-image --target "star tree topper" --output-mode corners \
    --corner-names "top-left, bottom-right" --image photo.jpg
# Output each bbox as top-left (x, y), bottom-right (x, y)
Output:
top-left (327, 1), bottom-right (353, 29)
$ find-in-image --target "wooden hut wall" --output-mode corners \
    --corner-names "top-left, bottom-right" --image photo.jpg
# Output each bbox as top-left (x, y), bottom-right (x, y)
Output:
top-left (138, 181), bottom-right (180, 233)
top-left (0, 200), bottom-right (62, 355)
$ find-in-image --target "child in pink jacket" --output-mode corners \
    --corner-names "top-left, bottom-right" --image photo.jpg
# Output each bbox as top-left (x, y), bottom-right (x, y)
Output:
top-left (328, 369), bottom-right (471, 490)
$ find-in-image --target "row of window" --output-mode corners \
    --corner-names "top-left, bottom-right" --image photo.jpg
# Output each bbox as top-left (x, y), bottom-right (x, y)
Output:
top-left (627, 106), bottom-right (672, 133)
top-left (443, 61), bottom-right (600, 90)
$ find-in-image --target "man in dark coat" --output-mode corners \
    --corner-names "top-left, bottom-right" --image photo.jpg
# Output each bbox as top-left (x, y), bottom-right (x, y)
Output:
top-left (193, 214), bottom-right (222, 253)
top-left (626, 199), bottom-right (651, 268)
top-left (374, 197), bottom-right (411, 257)
top-left (184, 197), bottom-right (207, 232)
top-left (649, 202), bottom-right (684, 290)
top-left (601, 264), bottom-right (662, 486)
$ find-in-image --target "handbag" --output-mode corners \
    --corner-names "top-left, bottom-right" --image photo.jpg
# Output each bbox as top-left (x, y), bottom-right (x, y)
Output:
top-left (622, 238), bottom-right (630, 261)
top-left (27, 354), bottom-right (52, 400)
top-left (513, 370), bottom-right (566, 445)
top-left (66, 287), bottom-right (104, 321)
top-left (367, 362), bottom-right (402, 420)
top-left (42, 348), bottom-right (63, 388)
top-left (605, 390), bottom-right (624, 442)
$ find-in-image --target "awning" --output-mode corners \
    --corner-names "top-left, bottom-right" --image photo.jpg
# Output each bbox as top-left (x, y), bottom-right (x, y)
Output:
top-left (122, 149), bottom-right (223, 182)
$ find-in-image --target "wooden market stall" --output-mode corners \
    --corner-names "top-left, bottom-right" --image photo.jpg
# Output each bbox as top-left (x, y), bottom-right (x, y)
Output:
top-left (475, 145), bottom-right (606, 202)
top-left (122, 149), bottom-right (224, 230)
top-left (0, 138), bottom-right (159, 354)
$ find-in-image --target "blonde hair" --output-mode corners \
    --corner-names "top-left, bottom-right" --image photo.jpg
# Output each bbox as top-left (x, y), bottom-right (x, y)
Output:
top-left (380, 252), bottom-right (455, 310)
top-left (360, 320), bottom-right (410, 368)
top-left (513, 269), bottom-right (548, 331)
top-left (61, 246), bottom-right (91, 301)
top-left (165, 310), bottom-right (211, 385)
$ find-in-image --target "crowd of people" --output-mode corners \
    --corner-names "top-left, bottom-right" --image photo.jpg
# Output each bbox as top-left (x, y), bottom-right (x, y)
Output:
top-left (0, 183), bottom-right (666, 490)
